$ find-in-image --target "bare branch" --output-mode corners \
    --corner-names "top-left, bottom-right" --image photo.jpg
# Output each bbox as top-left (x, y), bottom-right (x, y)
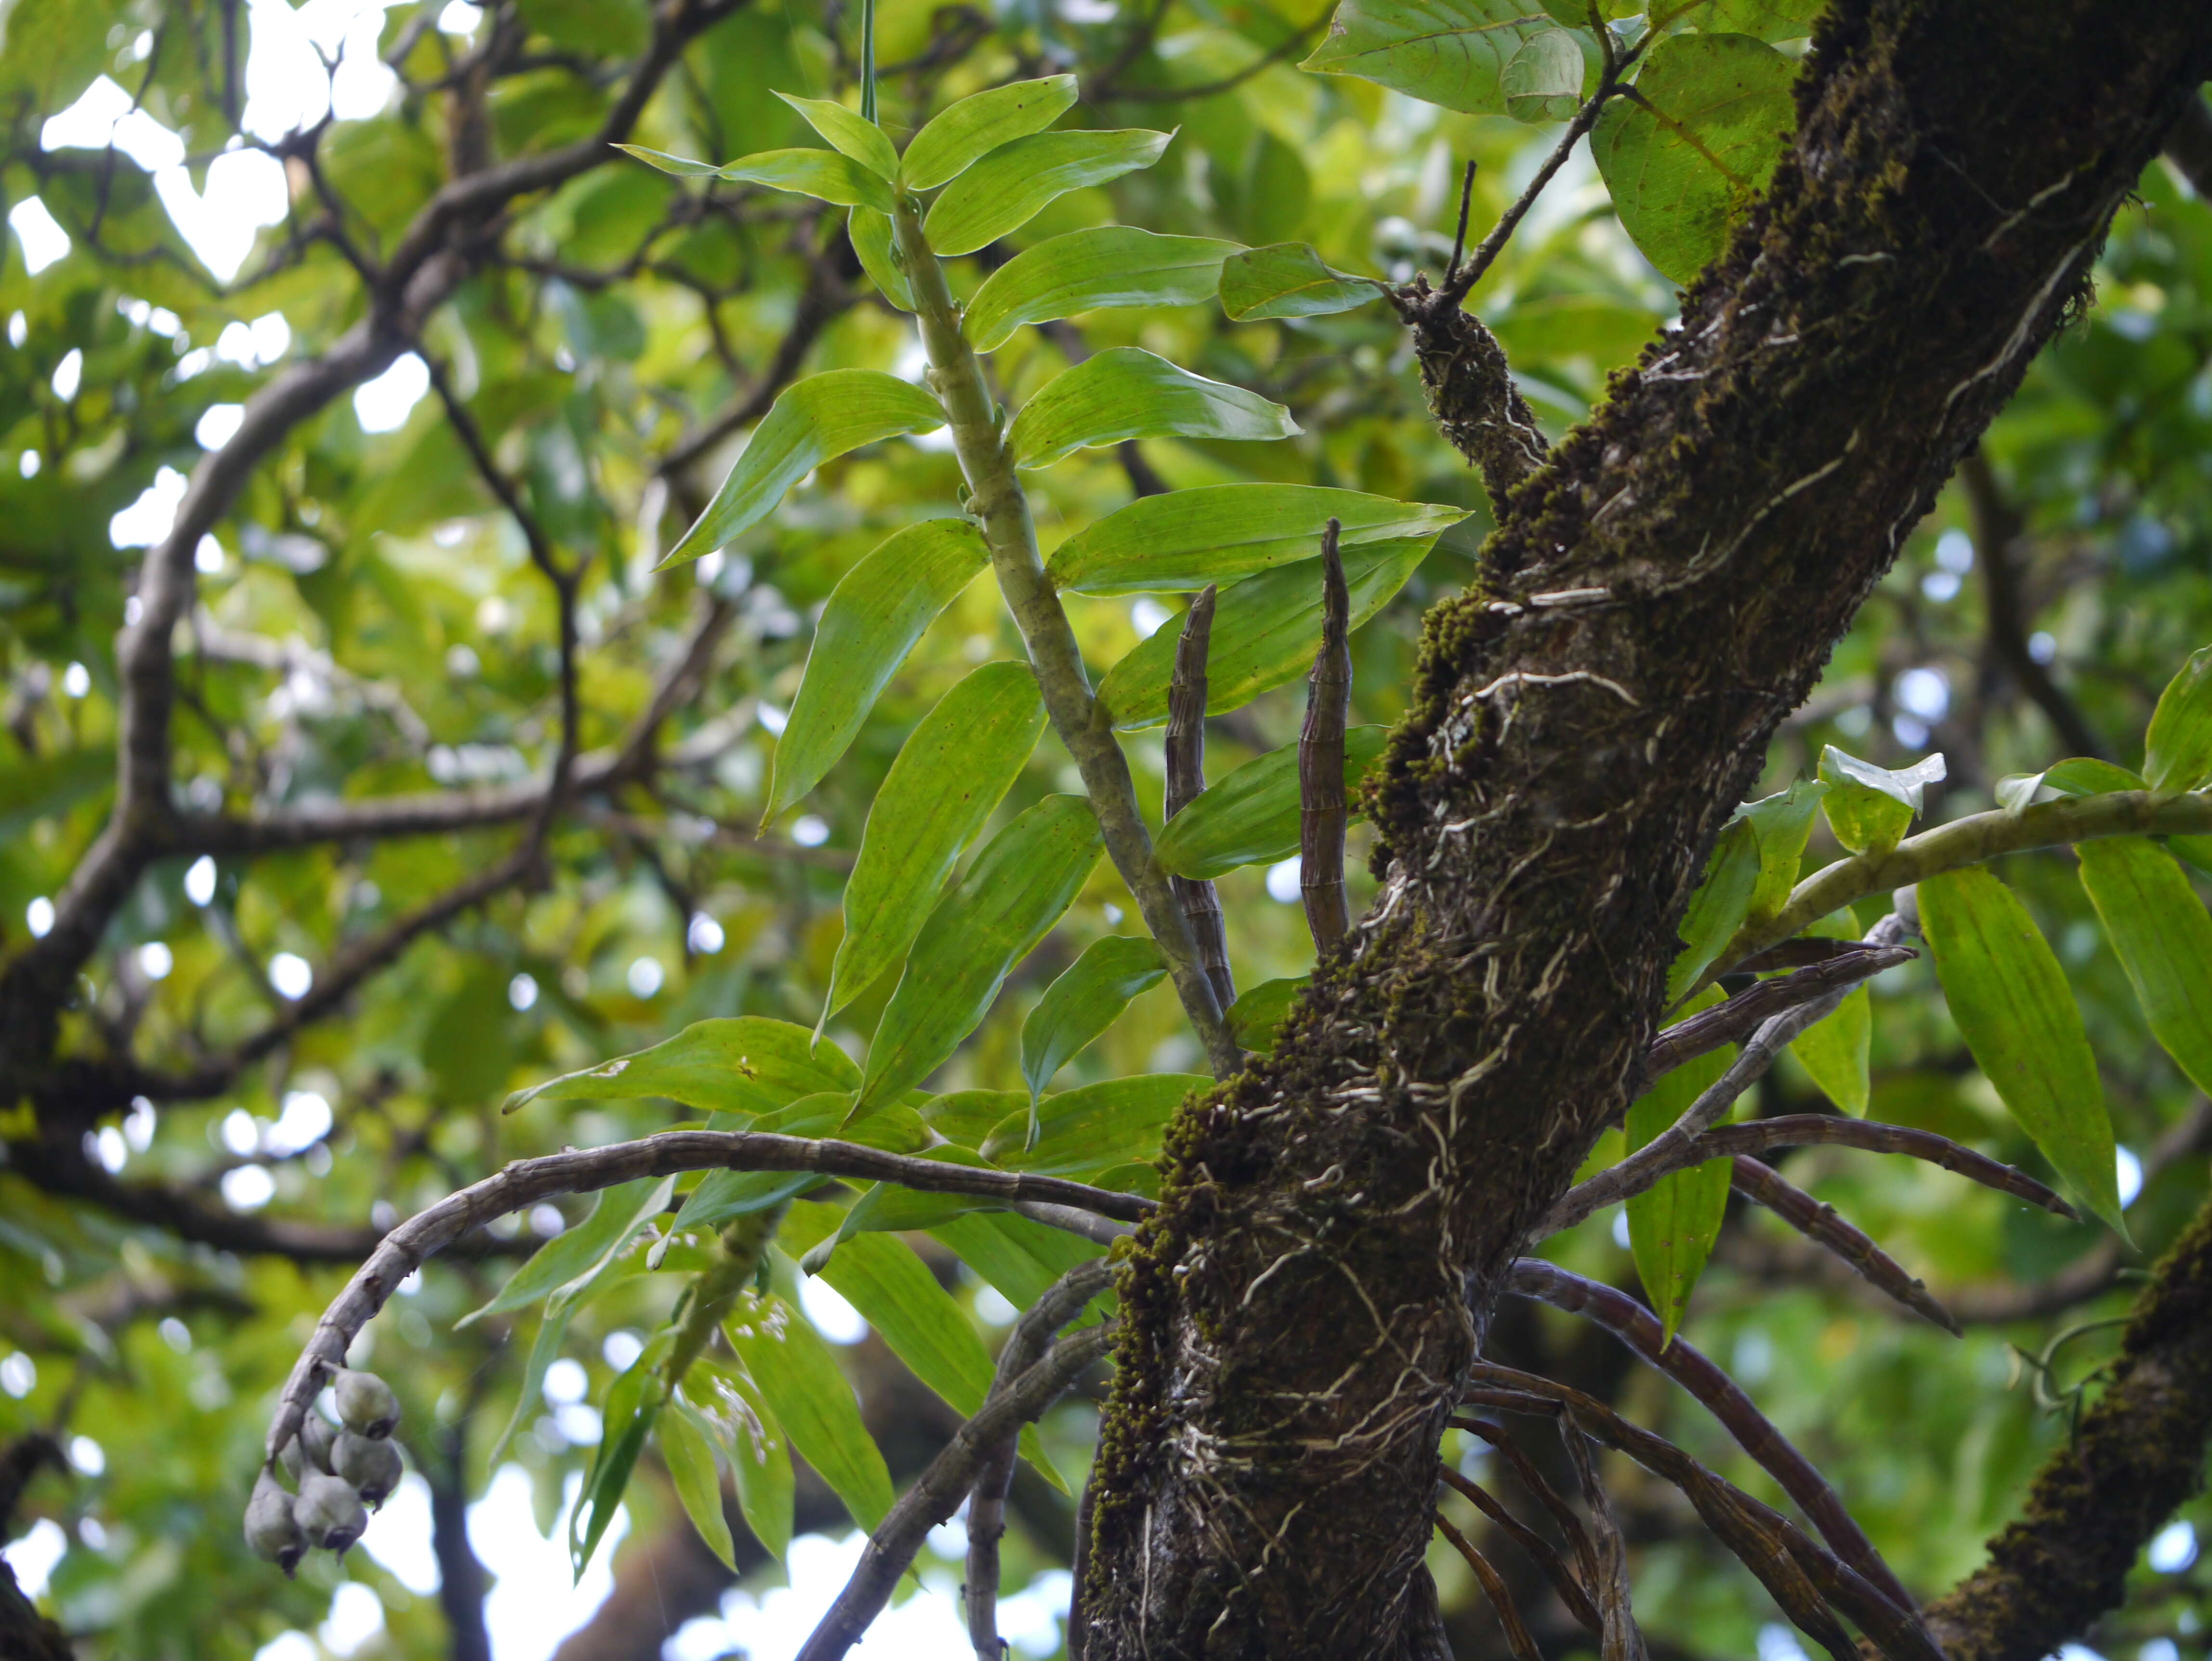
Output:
top-left (1730, 1155), bottom-right (1962, 1333)
top-left (1505, 1258), bottom-right (1922, 1616)
top-left (1642, 945), bottom-right (1915, 1087)
top-left (264, 1133), bottom-right (1147, 1463)
top-left (1438, 1463), bottom-right (1602, 1633)
top-left (798, 1323), bottom-right (1115, 1661)
top-left (1695, 1117), bottom-right (2074, 1218)
top-left (1554, 1410), bottom-right (1648, 1661)
top-left (1300, 519), bottom-right (1353, 951)
top-left (1166, 586), bottom-right (1236, 1012)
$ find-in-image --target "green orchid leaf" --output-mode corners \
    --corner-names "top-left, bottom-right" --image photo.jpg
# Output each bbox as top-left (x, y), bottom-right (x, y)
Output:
top-left (1817, 745), bottom-right (1946, 857)
top-left (714, 147), bottom-right (895, 211)
top-left (924, 129), bottom-right (1173, 257)
top-left (1155, 726), bottom-right (1388, 880)
top-left (982, 1073), bottom-right (1205, 1175)
top-left (901, 75), bottom-right (1080, 192)
top-left (1047, 484), bottom-right (1465, 596)
top-left (856, 795), bottom-right (1104, 1115)
top-left (848, 207), bottom-right (915, 309)
top-left (461, 1175), bottom-right (674, 1325)
top-left (1919, 867), bottom-right (2124, 1232)
top-left (685, 1359), bottom-right (793, 1562)
top-left (724, 1292), bottom-right (896, 1530)
top-left (764, 520), bottom-right (990, 826)
top-left (1218, 242), bottom-right (1388, 320)
top-left (1626, 985), bottom-right (1734, 1345)
top-left (1227, 976), bottom-right (1308, 1055)
top-left (1098, 539), bottom-right (1429, 730)
top-left (1734, 779), bottom-right (1829, 926)
top-left (1008, 347), bottom-right (1299, 469)
top-left (929, 1212), bottom-right (1106, 1312)
top-left (1786, 916), bottom-right (1871, 1116)
top-left (771, 92), bottom-right (899, 179)
top-left (503, 1016), bottom-right (860, 1117)
top-left (1020, 936), bottom-right (1169, 1102)
top-left (2078, 837), bottom-right (2212, 1098)
top-left (1665, 816), bottom-right (1760, 1002)
top-left (2145, 645), bottom-right (2212, 792)
top-left (613, 144), bottom-right (723, 178)
top-left (661, 370), bottom-right (944, 567)
top-left (828, 661), bottom-right (1047, 1016)
top-left (659, 1404), bottom-right (736, 1570)
top-left (1592, 32), bottom-right (1799, 285)
top-left (964, 227), bottom-right (1242, 352)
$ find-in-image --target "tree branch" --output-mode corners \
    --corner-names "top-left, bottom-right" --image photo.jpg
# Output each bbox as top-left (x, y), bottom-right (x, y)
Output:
top-left (1300, 519), bottom-right (1353, 951)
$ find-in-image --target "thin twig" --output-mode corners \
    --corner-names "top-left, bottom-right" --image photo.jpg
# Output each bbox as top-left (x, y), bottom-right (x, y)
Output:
top-left (1166, 587), bottom-right (1236, 1012)
top-left (1641, 946), bottom-right (1915, 1087)
top-left (1693, 1117), bottom-right (2074, 1218)
top-left (1444, 160), bottom-right (1478, 289)
top-left (264, 1137), bottom-right (1146, 1465)
top-left (797, 1323), bottom-right (1114, 1661)
top-left (1455, 1418), bottom-right (1602, 1593)
top-left (1300, 519), bottom-right (1352, 950)
top-left (1730, 1155), bottom-right (1962, 1333)
top-left (1435, 1512), bottom-right (1546, 1661)
top-left (1505, 1259), bottom-right (1923, 1616)
top-left (965, 1259), bottom-right (1113, 1659)
top-left (1554, 1412), bottom-right (1647, 1661)
top-left (1435, 73), bottom-right (1620, 309)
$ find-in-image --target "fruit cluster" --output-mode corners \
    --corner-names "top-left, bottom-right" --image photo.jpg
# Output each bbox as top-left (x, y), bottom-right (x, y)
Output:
top-left (243, 1369), bottom-right (403, 1575)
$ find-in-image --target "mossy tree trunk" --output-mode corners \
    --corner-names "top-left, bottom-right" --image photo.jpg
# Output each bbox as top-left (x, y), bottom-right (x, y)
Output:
top-left (1083, 6), bottom-right (2212, 1657)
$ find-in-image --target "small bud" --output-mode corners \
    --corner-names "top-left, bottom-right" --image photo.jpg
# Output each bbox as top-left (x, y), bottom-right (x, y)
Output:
top-left (245, 1469), bottom-right (305, 1576)
top-left (294, 1470), bottom-right (368, 1556)
top-left (298, 1411), bottom-right (338, 1474)
top-left (333, 1369), bottom-right (401, 1438)
top-left (333, 1430), bottom-right (403, 1509)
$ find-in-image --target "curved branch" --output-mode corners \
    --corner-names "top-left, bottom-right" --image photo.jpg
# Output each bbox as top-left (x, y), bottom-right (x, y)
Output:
top-left (264, 1132), bottom-right (1149, 1463)
top-left (1729, 1154), bottom-right (1960, 1333)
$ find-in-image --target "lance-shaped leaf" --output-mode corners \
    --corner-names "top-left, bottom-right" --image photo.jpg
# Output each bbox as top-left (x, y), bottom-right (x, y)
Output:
top-left (685, 1358), bottom-right (793, 1562)
top-left (1592, 32), bottom-right (1798, 285)
top-left (925, 129), bottom-right (1174, 257)
top-left (673, 1097), bottom-right (930, 1231)
top-left (713, 147), bottom-right (895, 211)
top-left (2078, 837), bottom-right (2212, 1097)
top-left (1787, 916), bottom-right (1871, 1117)
top-left (1301, 0), bottom-right (1559, 114)
top-left (658, 1404), bottom-right (736, 1570)
top-left (1048, 484), bottom-right (1466, 596)
top-left (661, 370), bottom-right (944, 567)
top-left (485, 1242), bottom-right (648, 1464)
top-left (1665, 817), bottom-right (1760, 1002)
top-left (1219, 242), bottom-right (1389, 320)
top-left (1156, 726), bottom-right (1389, 880)
top-left (1735, 779), bottom-right (1829, 927)
top-left (930, 1212), bottom-right (1105, 1312)
top-left (1009, 347), bottom-right (1299, 469)
top-left (1919, 867), bottom-right (2124, 1231)
top-left (571, 1332), bottom-right (672, 1578)
top-left (1020, 936), bottom-right (1168, 1102)
top-left (780, 1203), bottom-right (1062, 1485)
top-left (615, 144), bottom-right (724, 178)
top-left (461, 1175), bottom-right (674, 1325)
top-left (1626, 987), bottom-right (1734, 1345)
top-left (1227, 976), bottom-right (1308, 1055)
top-left (2146, 645), bottom-right (2212, 792)
top-left (504, 1016), bottom-right (859, 1117)
top-left (847, 208), bottom-right (914, 310)
top-left (764, 520), bottom-right (990, 825)
top-left (900, 74), bottom-right (1079, 192)
top-left (772, 92), bottom-right (898, 179)
top-left (964, 228), bottom-right (1243, 353)
top-left (982, 1073), bottom-right (1206, 1175)
top-left (1817, 745), bottom-right (1946, 857)
top-left (1098, 539), bottom-right (1429, 729)
top-left (827, 662), bottom-right (1047, 1016)
top-left (724, 1292), bottom-right (895, 1530)
top-left (856, 795), bottom-right (1104, 1115)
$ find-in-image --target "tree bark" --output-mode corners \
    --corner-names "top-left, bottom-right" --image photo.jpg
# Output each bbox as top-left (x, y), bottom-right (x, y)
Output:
top-left (1083, 7), bottom-right (2212, 1657)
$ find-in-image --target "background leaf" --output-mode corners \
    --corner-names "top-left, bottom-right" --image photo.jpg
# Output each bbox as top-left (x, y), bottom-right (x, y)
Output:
top-left (1919, 867), bottom-right (2124, 1231)
top-left (2145, 645), bottom-right (2212, 791)
top-left (462, 1175), bottom-right (674, 1324)
top-left (1218, 242), bottom-right (1387, 320)
top-left (1008, 347), bottom-right (1299, 469)
top-left (1301, 0), bottom-right (1559, 114)
top-left (1591, 32), bottom-right (1799, 285)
